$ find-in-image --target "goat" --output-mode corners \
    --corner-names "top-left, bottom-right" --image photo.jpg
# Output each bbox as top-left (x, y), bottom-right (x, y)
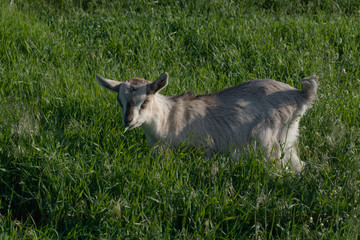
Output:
top-left (96, 72), bottom-right (318, 172)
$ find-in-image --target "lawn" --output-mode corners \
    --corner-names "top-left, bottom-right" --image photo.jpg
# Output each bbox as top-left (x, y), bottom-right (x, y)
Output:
top-left (1, 0), bottom-right (360, 239)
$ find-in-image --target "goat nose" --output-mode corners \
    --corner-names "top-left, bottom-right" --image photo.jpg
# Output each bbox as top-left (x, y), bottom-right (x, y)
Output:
top-left (124, 118), bottom-right (133, 126)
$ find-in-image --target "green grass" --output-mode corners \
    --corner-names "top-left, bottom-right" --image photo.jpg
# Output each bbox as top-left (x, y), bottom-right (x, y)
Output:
top-left (1, 0), bottom-right (360, 239)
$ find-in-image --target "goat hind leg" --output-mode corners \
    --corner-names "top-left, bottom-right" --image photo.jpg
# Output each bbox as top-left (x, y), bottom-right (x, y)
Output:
top-left (282, 148), bottom-right (305, 173)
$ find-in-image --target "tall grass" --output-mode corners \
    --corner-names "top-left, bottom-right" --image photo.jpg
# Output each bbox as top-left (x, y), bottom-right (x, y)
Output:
top-left (1, 0), bottom-right (360, 239)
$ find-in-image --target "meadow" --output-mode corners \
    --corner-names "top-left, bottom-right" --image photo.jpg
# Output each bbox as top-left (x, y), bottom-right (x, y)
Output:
top-left (1, 0), bottom-right (360, 239)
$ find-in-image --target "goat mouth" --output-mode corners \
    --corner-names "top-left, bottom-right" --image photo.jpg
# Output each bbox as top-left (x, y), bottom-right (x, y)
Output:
top-left (126, 121), bottom-right (140, 130)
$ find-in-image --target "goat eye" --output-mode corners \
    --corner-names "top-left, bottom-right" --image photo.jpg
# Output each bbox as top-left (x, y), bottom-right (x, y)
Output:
top-left (141, 100), bottom-right (149, 109)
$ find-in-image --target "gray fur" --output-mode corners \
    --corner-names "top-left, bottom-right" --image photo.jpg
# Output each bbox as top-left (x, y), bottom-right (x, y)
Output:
top-left (96, 72), bottom-right (318, 172)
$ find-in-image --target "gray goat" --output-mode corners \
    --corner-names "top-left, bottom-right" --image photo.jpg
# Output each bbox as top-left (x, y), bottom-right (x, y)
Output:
top-left (96, 72), bottom-right (317, 172)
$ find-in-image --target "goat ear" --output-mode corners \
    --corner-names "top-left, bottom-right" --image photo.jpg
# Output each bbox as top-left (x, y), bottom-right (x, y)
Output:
top-left (150, 72), bottom-right (169, 93)
top-left (96, 74), bottom-right (122, 92)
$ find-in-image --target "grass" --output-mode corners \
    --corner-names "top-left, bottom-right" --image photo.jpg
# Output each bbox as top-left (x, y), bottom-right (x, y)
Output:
top-left (1, 0), bottom-right (360, 239)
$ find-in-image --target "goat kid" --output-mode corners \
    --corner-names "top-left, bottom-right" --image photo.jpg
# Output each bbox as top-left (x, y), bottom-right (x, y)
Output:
top-left (96, 72), bottom-right (317, 172)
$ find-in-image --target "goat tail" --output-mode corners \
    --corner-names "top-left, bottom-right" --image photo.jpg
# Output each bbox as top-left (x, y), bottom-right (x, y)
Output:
top-left (301, 75), bottom-right (318, 104)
